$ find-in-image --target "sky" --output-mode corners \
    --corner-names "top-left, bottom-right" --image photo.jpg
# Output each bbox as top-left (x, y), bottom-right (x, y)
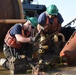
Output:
top-left (21, 0), bottom-right (76, 27)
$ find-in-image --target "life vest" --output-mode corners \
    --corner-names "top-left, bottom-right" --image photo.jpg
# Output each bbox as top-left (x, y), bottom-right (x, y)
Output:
top-left (44, 16), bottom-right (58, 33)
top-left (4, 25), bottom-right (30, 49)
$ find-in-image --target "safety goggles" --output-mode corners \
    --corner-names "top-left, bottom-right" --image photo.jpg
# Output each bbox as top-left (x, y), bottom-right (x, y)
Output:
top-left (31, 25), bottom-right (34, 29)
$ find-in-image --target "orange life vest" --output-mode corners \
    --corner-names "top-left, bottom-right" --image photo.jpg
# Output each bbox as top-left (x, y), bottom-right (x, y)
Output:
top-left (44, 16), bottom-right (58, 33)
top-left (4, 26), bottom-right (30, 49)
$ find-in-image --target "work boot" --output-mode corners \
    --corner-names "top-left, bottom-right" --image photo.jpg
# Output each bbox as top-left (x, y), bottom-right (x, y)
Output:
top-left (60, 57), bottom-right (68, 65)
top-left (0, 58), bottom-right (6, 66)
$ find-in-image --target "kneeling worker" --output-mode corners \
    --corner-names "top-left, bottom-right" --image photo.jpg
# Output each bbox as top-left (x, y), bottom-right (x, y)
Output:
top-left (0, 17), bottom-right (40, 70)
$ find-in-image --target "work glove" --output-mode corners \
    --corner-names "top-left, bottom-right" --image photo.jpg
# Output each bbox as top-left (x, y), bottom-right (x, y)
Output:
top-left (30, 32), bottom-right (40, 43)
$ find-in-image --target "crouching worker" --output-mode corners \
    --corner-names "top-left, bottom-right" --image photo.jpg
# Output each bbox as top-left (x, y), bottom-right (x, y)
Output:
top-left (0, 17), bottom-right (40, 72)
